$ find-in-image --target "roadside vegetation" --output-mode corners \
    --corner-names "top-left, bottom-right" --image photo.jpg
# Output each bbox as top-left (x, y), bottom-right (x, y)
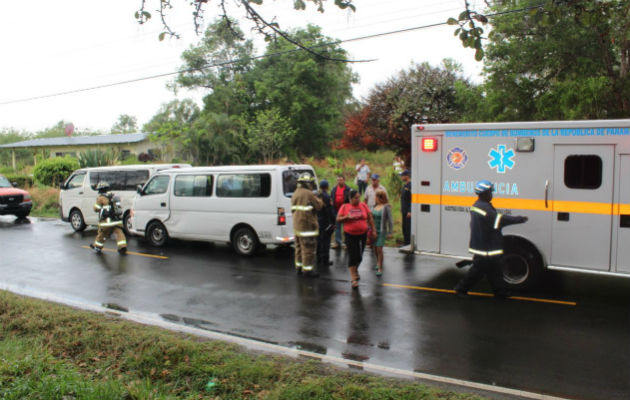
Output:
top-left (0, 290), bottom-right (487, 400)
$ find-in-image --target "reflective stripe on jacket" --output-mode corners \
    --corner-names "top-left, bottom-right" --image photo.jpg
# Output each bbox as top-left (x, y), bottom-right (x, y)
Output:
top-left (468, 199), bottom-right (525, 257)
top-left (291, 187), bottom-right (323, 237)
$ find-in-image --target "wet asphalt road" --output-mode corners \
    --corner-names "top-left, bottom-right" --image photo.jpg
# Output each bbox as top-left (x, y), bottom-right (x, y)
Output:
top-left (1, 216), bottom-right (629, 400)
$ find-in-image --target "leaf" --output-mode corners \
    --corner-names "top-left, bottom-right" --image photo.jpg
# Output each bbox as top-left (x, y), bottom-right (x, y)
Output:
top-left (454, 28), bottom-right (461, 36)
top-left (159, 32), bottom-right (166, 41)
top-left (250, 0), bottom-right (263, 4)
top-left (142, 11), bottom-right (151, 20)
top-left (447, 18), bottom-right (458, 25)
top-left (458, 11), bottom-right (468, 20)
top-left (293, 0), bottom-right (306, 10)
top-left (475, 48), bottom-right (484, 61)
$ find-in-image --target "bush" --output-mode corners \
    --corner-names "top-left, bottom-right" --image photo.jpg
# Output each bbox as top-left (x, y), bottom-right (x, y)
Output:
top-left (78, 149), bottom-right (117, 168)
top-left (0, 166), bottom-right (15, 174)
top-left (33, 157), bottom-right (80, 187)
top-left (4, 174), bottom-right (33, 188)
top-left (121, 156), bottom-right (140, 165)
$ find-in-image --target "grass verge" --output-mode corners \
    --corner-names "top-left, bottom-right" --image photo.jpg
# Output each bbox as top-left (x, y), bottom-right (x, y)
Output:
top-left (0, 290), bottom-right (487, 399)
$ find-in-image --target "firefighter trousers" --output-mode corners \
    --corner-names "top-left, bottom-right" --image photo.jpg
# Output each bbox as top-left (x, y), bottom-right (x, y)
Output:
top-left (94, 226), bottom-right (127, 250)
top-left (295, 236), bottom-right (317, 272)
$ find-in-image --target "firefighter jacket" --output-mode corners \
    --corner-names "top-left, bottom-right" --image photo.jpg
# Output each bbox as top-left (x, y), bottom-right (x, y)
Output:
top-left (468, 198), bottom-right (526, 257)
top-left (291, 187), bottom-right (323, 237)
top-left (93, 193), bottom-right (123, 228)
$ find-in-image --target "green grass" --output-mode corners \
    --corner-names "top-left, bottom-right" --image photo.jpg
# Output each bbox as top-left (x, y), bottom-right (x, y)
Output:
top-left (0, 290), bottom-right (488, 400)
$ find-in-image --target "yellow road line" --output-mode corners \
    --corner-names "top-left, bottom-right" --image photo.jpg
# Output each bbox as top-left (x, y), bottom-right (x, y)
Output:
top-left (81, 246), bottom-right (168, 260)
top-left (383, 283), bottom-right (577, 306)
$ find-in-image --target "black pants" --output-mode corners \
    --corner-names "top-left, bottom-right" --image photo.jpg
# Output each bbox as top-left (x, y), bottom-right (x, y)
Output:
top-left (402, 215), bottom-right (411, 245)
top-left (345, 232), bottom-right (367, 267)
top-left (455, 255), bottom-right (506, 294)
top-left (357, 180), bottom-right (367, 195)
top-left (317, 226), bottom-right (333, 265)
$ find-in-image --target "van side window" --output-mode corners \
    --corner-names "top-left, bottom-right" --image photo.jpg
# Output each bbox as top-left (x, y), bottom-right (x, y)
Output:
top-left (282, 170), bottom-right (314, 197)
top-left (216, 174), bottom-right (271, 197)
top-left (66, 173), bottom-right (85, 189)
top-left (564, 155), bottom-right (602, 189)
top-left (89, 172), bottom-right (100, 190)
top-left (143, 176), bottom-right (170, 195)
top-left (174, 175), bottom-right (213, 197)
top-left (126, 170), bottom-right (150, 190)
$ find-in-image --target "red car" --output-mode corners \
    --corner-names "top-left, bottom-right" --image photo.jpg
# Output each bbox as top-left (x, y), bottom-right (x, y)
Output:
top-left (0, 174), bottom-right (32, 219)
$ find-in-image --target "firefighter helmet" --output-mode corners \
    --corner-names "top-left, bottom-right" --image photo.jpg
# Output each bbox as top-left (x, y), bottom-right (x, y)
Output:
top-left (96, 181), bottom-right (111, 193)
top-left (474, 180), bottom-right (494, 194)
top-left (297, 173), bottom-right (315, 183)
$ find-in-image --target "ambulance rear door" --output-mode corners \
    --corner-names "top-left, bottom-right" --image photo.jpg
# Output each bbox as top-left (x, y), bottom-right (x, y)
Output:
top-left (551, 145), bottom-right (614, 270)
top-left (414, 133), bottom-right (442, 252)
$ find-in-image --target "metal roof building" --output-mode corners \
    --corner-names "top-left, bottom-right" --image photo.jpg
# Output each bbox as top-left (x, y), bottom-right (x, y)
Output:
top-left (0, 133), bottom-right (156, 168)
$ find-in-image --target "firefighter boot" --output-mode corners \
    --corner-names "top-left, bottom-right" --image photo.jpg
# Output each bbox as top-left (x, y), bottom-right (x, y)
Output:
top-left (89, 243), bottom-right (102, 254)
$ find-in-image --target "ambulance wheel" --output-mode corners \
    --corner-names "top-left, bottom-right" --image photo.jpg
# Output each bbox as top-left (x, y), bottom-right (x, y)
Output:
top-left (70, 209), bottom-right (86, 232)
top-left (233, 227), bottom-right (259, 256)
top-left (499, 237), bottom-right (543, 291)
top-left (147, 221), bottom-right (168, 247)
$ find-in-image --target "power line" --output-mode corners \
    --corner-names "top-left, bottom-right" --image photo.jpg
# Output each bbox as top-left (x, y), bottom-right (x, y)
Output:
top-left (0, 3), bottom-right (543, 106)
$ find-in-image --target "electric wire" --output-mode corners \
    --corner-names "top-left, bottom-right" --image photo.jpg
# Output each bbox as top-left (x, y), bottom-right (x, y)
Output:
top-left (0, 3), bottom-right (544, 106)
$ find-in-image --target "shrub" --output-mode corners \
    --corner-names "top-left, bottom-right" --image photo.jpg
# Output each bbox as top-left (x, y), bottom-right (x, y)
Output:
top-left (121, 156), bottom-right (140, 165)
top-left (78, 149), bottom-right (117, 168)
top-left (33, 157), bottom-right (80, 187)
top-left (4, 174), bottom-right (33, 188)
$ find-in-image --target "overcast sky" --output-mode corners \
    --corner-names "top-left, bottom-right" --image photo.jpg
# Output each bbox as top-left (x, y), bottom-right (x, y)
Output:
top-left (0, 0), bottom-right (485, 134)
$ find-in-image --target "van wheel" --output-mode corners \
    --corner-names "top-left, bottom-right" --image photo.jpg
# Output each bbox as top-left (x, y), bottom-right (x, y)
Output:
top-left (70, 209), bottom-right (86, 232)
top-left (123, 212), bottom-right (132, 235)
top-left (146, 221), bottom-right (168, 247)
top-left (233, 227), bottom-right (259, 256)
top-left (499, 238), bottom-right (543, 291)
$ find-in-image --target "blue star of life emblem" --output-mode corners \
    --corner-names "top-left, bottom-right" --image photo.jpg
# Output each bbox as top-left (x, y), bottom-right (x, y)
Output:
top-left (488, 145), bottom-right (515, 174)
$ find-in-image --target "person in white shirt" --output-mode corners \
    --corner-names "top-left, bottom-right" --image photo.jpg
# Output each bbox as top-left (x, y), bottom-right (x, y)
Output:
top-left (355, 158), bottom-right (370, 195)
top-left (364, 173), bottom-right (387, 210)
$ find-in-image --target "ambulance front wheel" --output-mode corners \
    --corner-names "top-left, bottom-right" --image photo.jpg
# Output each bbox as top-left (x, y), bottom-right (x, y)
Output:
top-left (499, 237), bottom-right (543, 291)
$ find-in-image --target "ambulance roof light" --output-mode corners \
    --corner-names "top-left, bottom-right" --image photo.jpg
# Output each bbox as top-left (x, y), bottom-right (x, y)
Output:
top-left (422, 137), bottom-right (438, 152)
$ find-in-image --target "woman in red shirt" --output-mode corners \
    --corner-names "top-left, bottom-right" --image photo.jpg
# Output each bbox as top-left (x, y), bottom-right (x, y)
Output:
top-left (336, 189), bottom-right (376, 289)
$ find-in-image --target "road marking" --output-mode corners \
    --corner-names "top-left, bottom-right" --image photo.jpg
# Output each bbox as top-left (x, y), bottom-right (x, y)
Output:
top-left (81, 245), bottom-right (168, 260)
top-left (383, 283), bottom-right (577, 306)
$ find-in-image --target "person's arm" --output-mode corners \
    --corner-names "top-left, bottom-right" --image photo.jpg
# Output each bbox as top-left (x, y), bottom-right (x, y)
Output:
top-left (496, 213), bottom-right (528, 229)
top-left (336, 204), bottom-right (349, 223)
top-left (311, 192), bottom-right (323, 211)
top-left (367, 210), bottom-right (377, 237)
top-left (386, 205), bottom-right (393, 235)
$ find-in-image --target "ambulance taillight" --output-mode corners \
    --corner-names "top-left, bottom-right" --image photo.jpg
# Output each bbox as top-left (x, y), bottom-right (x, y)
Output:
top-left (277, 207), bottom-right (286, 225)
top-left (422, 137), bottom-right (438, 152)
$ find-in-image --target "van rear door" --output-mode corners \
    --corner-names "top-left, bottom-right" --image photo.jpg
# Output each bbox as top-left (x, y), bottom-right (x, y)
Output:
top-left (551, 145), bottom-right (614, 270)
top-left (616, 155), bottom-right (630, 273)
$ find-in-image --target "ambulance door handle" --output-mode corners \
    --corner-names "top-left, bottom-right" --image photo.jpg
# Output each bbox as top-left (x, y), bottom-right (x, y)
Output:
top-left (544, 180), bottom-right (549, 208)
top-left (160, 202), bottom-right (166, 207)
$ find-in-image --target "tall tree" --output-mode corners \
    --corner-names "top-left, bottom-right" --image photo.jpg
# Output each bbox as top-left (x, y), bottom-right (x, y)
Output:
top-left (111, 114), bottom-right (138, 134)
top-left (341, 61), bottom-right (474, 160)
top-left (251, 25), bottom-right (357, 156)
top-left (457, 0), bottom-right (630, 120)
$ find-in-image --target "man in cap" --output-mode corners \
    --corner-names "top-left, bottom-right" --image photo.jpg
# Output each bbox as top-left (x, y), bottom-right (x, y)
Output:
top-left (454, 180), bottom-right (528, 298)
top-left (399, 169), bottom-right (412, 246)
top-left (291, 173), bottom-right (323, 277)
top-left (364, 173), bottom-right (387, 211)
top-left (316, 179), bottom-right (335, 267)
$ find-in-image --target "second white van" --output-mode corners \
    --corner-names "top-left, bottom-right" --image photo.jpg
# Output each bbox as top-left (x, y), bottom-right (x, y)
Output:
top-left (60, 164), bottom-right (190, 233)
top-left (130, 164), bottom-right (316, 256)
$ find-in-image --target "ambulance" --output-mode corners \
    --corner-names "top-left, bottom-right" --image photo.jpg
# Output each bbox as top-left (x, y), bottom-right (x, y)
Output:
top-left (411, 119), bottom-right (630, 290)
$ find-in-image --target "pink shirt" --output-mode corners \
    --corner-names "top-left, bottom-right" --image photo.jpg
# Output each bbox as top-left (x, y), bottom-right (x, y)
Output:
top-left (338, 202), bottom-right (370, 235)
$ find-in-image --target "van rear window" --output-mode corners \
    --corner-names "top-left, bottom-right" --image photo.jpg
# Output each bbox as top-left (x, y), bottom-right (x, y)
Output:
top-left (283, 170), bottom-right (314, 197)
top-left (89, 170), bottom-right (150, 191)
top-left (216, 174), bottom-right (271, 198)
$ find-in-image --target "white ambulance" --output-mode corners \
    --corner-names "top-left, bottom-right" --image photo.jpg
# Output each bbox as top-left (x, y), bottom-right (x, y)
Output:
top-left (411, 119), bottom-right (630, 290)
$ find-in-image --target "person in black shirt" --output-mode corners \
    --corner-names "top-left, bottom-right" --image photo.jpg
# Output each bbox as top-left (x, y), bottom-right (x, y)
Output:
top-left (454, 180), bottom-right (528, 298)
top-left (399, 169), bottom-right (412, 246)
top-left (317, 179), bottom-right (336, 267)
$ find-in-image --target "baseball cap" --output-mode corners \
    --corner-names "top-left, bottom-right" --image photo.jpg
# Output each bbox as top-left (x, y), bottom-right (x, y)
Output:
top-left (371, 173), bottom-right (380, 180)
top-left (399, 169), bottom-right (410, 176)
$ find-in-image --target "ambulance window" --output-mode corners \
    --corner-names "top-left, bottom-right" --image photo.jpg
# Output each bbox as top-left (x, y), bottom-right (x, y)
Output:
top-left (564, 155), bottom-right (602, 189)
top-left (283, 170), bottom-right (314, 197)
top-left (65, 173), bottom-right (85, 190)
top-left (97, 171), bottom-right (126, 191)
top-left (174, 175), bottom-right (213, 197)
top-left (216, 174), bottom-right (271, 197)
top-left (143, 175), bottom-right (170, 195)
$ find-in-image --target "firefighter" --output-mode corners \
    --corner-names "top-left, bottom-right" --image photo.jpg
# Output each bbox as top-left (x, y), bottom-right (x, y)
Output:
top-left (454, 180), bottom-right (528, 298)
top-left (291, 173), bottom-right (323, 277)
top-left (316, 179), bottom-right (335, 268)
top-left (89, 182), bottom-right (127, 254)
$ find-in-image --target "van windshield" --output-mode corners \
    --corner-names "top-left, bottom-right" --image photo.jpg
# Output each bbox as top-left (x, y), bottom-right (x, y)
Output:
top-left (0, 175), bottom-right (11, 188)
top-left (283, 170), bottom-right (314, 197)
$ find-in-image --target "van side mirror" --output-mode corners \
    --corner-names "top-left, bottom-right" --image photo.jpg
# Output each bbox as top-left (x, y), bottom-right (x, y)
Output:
top-left (137, 184), bottom-right (143, 195)
top-left (59, 182), bottom-right (66, 190)
top-left (12, 181), bottom-right (18, 187)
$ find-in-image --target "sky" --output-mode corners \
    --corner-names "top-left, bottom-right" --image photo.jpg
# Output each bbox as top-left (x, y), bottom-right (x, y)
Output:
top-left (0, 0), bottom-right (485, 134)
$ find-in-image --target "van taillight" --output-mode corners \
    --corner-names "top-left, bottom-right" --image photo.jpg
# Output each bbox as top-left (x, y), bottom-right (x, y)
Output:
top-left (422, 137), bottom-right (438, 152)
top-left (277, 207), bottom-right (286, 225)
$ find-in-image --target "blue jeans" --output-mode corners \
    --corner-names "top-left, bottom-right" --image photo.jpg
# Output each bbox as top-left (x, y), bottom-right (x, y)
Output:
top-left (357, 180), bottom-right (367, 195)
top-left (334, 222), bottom-right (343, 245)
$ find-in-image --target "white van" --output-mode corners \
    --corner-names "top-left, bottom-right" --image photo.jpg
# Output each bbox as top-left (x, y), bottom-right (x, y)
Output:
top-left (130, 164), bottom-right (316, 256)
top-left (60, 164), bottom-right (190, 232)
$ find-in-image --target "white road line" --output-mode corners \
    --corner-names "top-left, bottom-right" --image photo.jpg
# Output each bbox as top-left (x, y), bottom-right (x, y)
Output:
top-left (0, 283), bottom-right (570, 400)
